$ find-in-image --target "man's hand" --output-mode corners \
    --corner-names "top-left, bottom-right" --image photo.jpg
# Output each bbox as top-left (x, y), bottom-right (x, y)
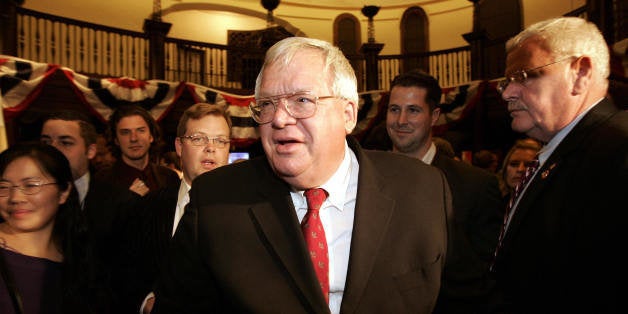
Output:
top-left (130, 178), bottom-right (149, 196)
top-left (142, 296), bottom-right (155, 314)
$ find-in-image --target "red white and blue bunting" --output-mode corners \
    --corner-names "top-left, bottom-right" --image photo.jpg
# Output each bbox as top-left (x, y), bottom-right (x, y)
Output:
top-left (1, 55), bottom-right (485, 151)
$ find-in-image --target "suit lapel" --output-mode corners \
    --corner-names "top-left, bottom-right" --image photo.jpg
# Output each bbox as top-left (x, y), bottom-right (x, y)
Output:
top-left (341, 141), bottom-right (395, 314)
top-left (248, 160), bottom-right (330, 314)
top-left (502, 98), bottom-right (617, 248)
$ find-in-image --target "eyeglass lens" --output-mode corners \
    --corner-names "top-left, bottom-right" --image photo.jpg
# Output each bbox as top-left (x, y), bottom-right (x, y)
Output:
top-left (250, 92), bottom-right (319, 124)
top-left (0, 181), bottom-right (54, 196)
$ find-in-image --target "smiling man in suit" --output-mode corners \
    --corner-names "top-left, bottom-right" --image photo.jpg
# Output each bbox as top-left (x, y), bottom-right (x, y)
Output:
top-left (153, 37), bottom-right (452, 314)
top-left (493, 17), bottom-right (627, 312)
top-left (386, 70), bottom-right (503, 313)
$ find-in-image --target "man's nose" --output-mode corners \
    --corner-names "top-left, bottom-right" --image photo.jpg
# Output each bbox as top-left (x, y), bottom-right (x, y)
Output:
top-left (271, 99), bottom-right (296, 127)
top-left (397, 110), bottom-right (409, 124)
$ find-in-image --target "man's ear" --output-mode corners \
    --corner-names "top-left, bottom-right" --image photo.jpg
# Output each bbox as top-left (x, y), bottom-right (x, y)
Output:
top-left (572, 56), bottom-right (593, 95)
top-left (431, 107), bottom-right (441, 127)
top-left (175, 137), bottom-right (182, 157)
top-left (344, 99), bottom-right (359, 134)
top-left (86, 143), bottom-right (97, 160)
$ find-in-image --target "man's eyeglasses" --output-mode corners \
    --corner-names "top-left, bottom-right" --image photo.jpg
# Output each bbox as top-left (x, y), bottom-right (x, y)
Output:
top-left (497, 57), bottom-right (574, 94)
top-left (249, 91), bottom-right (340, 124)
top-left (179, 135), bottom-right (230, 148)
top-left (0, 181), bottom-right (58, 197)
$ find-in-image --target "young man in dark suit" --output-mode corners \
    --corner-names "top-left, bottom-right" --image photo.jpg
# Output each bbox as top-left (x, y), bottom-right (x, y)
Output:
top-left (386, 71), bottom-right (503, 313)
top-left (494, 17), bottom-right (627, 312)
top-left (39, 110), bottom-right (138, 231)
top-left (97, 105), bottom-right (180, 196)
top-left (40, 111), bottom-right (139, 312)
top-left (153, 37), bottom-right (453, 313)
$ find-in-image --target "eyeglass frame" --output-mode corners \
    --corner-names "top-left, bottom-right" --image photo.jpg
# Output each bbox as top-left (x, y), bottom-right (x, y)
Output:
top-left (249, 91), bottom-right (341, 124)
top-left (0, 181), bottom-right (59, 197)
top-left (497, 56), bottom-right (575, 94)
top-left (178, 135), bottom-right (231, 148)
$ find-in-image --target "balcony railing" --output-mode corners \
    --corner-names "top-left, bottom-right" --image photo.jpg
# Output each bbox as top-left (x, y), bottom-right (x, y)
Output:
top-left (17, 7), bottom-right (149, 79)
top-left (376, 46), bottom-right (471, 90)
top-left (12, 7), bottom-right (472, 92)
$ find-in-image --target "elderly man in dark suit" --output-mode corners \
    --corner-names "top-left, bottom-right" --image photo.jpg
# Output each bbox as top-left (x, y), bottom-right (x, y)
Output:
top-left (386, 71), bottom-right (503, 313)
top-left (493, 17), bottom-right (627, 313)
top-left (153, 37), bottom-right (452, 313)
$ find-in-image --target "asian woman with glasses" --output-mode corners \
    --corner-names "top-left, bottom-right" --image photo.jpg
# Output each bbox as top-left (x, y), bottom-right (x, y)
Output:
top-left (0, 143), bottom-right (107, 314)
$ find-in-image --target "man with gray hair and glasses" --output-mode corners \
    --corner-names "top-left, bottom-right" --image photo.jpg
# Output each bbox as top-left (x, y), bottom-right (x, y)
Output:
top-left (493, 17), bottom-right (627, 313)
top-left (153, 37), bottom-right (452, 313)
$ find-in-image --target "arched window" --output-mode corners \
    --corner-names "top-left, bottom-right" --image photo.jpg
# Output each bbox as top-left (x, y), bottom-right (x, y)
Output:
top-left (334, 13), bottom-right (363, 90)
top-left (401, 6), bottom-right (429, 73)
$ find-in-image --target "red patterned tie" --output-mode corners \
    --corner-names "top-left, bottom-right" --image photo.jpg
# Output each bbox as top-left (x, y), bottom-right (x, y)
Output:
top-left (491, 158), bottom-right (539, 271)
top-left (302, 188), bottom-right (329, 303)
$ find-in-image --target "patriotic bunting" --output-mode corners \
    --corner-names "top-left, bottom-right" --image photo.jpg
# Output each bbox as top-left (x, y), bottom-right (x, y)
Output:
top-left (0, 55), bottom-right (59, 120)
top-left (1, 55), bottom-right (484, 151)
top-left (63, 70), bottom-right (185, 123)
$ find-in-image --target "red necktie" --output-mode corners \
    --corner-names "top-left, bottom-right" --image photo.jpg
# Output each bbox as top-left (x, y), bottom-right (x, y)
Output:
top-left (302, 188), bottom-right (329, 303)
top-left (491, 158), bottom-right (539, 271)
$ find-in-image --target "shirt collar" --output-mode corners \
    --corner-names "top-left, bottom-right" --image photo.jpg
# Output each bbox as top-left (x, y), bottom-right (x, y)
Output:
top-left (421, 142), bottom-right (437, 164)
top-left (538, 97), bottom-right (602, 166)
top-left (74, 172), bottom-right (90, 204)
top-left (177, 179), bottom-right (191, 207)
top-left (293, 141), bottom-right (355, 212)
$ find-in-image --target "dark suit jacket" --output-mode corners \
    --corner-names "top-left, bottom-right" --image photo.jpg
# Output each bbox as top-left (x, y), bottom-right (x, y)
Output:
top-left (96, 181), bottom-right (180, 313)
top-left (95, 160), bottom-right (180, 192)
top-left (493, 98), bottom-right (628, 313)
top-left (431, 151), bottom-right (502, 313)
top-left (83, 175), bottom-right (143, 313)
top-left (125, 181), bottom-right (180, 311)
top-left (85, 175), bottom-right (181, 313)
top-left (154, 139), bottom-right (453, 314)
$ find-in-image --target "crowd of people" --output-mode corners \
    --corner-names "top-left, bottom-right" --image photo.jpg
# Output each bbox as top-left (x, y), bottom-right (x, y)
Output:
top-left (0, 16), bottom-right (625, 313)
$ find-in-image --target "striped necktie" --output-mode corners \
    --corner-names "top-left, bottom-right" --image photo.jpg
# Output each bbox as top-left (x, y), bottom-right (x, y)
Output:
top-left (491, 157), bottom-right (539, 271)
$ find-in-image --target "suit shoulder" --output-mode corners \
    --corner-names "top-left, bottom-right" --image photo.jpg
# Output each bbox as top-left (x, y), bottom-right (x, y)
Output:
top-left (437, 155), bottom-right (496, 182)
top-left (156, 164), bottom-right (181, 182)
top-left (192, 156), bottom-right (268, 187)
top-left (362, 149), bottom-right (442, 177)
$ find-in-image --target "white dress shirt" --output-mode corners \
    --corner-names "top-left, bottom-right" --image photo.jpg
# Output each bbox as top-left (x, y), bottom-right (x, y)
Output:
top-left (290, 142), bottom-right (359, 314)
top-left (420, 142), bottom-right (437, 165)
top-left (74, 172), bottom-right (90, 207)
top-left (172, 179), bottom-right (191, 236)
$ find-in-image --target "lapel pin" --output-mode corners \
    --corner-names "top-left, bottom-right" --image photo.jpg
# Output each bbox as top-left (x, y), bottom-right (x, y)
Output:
top-left (541, 163), bottom-right (557, 179)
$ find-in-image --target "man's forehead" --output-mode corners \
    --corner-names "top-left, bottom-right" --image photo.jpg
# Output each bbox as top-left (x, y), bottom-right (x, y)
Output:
top-left (42, 119), bottom-right (81, 136)
top-left (186, 115), bottom-right (229, 133)
top-left (506, 37), bottom-right (550, 72)
top-left (117, 115), bottom-right (149, 129)
top-left (43, 119), bottom-right (81, 129)
top-left (389, 86), bottom-right (429, 103)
